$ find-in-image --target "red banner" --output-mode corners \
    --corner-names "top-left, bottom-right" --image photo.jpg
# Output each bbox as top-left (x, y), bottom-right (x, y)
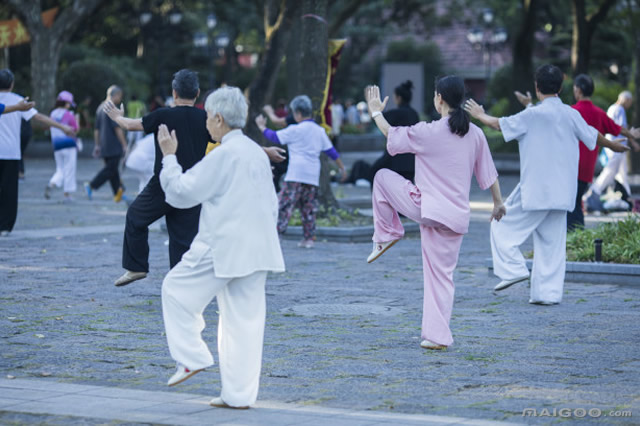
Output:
top-left (0, 8), bottom-right (59, 49)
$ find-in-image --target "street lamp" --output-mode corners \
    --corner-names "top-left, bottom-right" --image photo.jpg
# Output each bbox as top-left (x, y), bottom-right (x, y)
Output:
top-left (466, 8), bottom-right (507, 83)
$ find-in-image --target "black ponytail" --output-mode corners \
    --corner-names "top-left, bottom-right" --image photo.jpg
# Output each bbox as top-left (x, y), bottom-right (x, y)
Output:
top-left (435, 75), bottom-right (470, 137)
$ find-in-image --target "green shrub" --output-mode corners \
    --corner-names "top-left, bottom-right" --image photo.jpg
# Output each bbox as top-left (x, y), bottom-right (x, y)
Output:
top-left (566, 215), bottom-right (640, 264)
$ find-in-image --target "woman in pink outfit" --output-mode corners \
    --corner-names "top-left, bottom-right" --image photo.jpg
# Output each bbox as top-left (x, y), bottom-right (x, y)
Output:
top-left (364, 76), bottom-right (506, 350)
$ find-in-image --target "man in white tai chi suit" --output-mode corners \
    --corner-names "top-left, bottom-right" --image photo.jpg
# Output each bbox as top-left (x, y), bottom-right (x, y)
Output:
top-left (465, 64), bottom-right (629, 305)
top-left (157, 86), bottom-right (285, 409)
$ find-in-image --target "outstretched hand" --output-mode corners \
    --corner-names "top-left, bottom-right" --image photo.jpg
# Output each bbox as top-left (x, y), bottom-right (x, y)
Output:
top-left (255, 114), bottom-right (267, 131)
top-left (514, 90), bottom-right (532, 107)
top-left (17, 97), bottom-right (36, 111)
top-left (490, 203), bottom-right (506, 222)
top-left (364, 85), bottom-right (388, 114)
top-left (158, 124), bottom-right (178, 156)
top-left (264, 146), bottom-right (286, 163)
top-left (103, 100), bottom-right (124, 121)
top-left (609, 140), bottom-right (631, 153)
top-left (464, 99), bottom-right (485, 119)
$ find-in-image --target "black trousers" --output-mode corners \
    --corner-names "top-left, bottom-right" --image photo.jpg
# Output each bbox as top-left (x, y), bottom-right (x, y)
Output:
top-left (0, 160), bottom-right (19, 232)
top-left (567, 179), bottom-right (589, 232)
top-left (122, 176), bottom-right (201, 272)
top-left (346, 158), bottom-right (414, 186)
top-left (90, 155), bottom-right (122, 195)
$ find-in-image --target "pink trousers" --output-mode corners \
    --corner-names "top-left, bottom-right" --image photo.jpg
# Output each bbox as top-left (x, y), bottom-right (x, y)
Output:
top-left (372, 169), bottom-right (463, 346)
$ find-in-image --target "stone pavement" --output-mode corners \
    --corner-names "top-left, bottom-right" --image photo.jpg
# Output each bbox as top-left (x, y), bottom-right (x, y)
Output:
top-left (0, 158), bottom-right (639, 425)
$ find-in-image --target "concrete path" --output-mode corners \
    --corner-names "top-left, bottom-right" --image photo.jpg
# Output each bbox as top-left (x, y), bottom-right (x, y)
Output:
top-left (0, 158), bottom-right (638, 425)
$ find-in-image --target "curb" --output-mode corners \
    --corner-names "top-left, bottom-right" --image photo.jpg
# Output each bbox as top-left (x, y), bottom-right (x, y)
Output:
top-left (485, 258), bottom-right (640, 286)
top-left (282, 222), bottom-right (420, 243)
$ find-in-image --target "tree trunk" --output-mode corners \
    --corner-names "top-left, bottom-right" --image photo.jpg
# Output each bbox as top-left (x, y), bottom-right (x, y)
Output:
top-left (246, 0), bottom-right (300, 142)
top-left (571, 0), bottom-right (618, 76)
top-left (571, 0), bottom-right (589, 76)
top-left (8, 0), bottom-right (104, 113)
top-left (299, 0), bottom-right (336, 210)
top-left (285, 14), bottom-right (302, 101)
top-left (510, 0), bottom-right (537, 114)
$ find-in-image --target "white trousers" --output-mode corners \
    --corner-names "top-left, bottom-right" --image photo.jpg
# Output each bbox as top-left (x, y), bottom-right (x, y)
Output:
top-left (162, 242), bottom-right (267, 407)
top-left (49, 148), bottom-right (77, 193)
top-left (490, 184), bottom-right (567, 304)
top-left (592, 148), bottom-right (630, 195)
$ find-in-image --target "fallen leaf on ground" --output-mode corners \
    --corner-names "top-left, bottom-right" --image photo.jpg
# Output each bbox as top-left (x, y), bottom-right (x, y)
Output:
top-left (35, 334), bottom-right (45, 338)
top-left (6, 375), bottom-right (15, 379)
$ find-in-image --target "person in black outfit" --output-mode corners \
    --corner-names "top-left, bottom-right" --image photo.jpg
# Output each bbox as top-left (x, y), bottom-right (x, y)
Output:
top-left (105, 70), bottom-right (210, 287)
top-left (344, 80), bottom-right (420, 185)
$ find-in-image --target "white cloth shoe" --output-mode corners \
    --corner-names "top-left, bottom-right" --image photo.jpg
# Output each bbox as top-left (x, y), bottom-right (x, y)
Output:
top-left (367, 240), bottom-right (399, 263)
top-left (529, 299), bottom-right (559, 306)
top-left (493, 275), bottom-right (529, 292)
top-left (420, 339), bottom-right (447, 350)
top-left (114, 270), bottom-right (148, 287)
top-left (209, 396), bottom-right (250, 409)
top-left (167, 364), bottom-right (203, 387)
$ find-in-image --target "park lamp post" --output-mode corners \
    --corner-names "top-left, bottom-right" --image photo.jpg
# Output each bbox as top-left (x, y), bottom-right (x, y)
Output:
top-left (466, 8), bottom-right (507, 84)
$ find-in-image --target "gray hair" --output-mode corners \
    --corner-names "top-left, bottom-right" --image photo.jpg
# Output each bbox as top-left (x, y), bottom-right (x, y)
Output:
top-left (290, 95), bottom-right (313, 117)
top-left (205, 86), bottom-right (248, 129)
top-left (619, 91), bottom-right (633, 101)
top-left (107, 85), bottom-right (122, 99)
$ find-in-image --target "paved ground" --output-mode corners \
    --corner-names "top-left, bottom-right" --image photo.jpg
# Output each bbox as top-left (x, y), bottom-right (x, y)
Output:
top-left (0, 157), bottom-right (638, 425)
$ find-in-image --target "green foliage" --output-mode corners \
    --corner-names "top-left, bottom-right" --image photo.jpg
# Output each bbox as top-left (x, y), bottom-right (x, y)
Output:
top-left (567, 215), bottom-right (640, 264)
top-left (60, 60), bottom-right (128, 114)
top-left (288, 207), bottom-right (371, 228)
top-left (385, 38), bottom-right (443, 116)
top-left (487, 65), bottom-right (513, 105)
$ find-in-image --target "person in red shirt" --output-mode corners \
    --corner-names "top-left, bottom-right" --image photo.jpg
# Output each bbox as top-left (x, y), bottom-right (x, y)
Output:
top-left (569, 75), bottom-right (640, 230)
top-left (518, 74), bottom-right (640, 231)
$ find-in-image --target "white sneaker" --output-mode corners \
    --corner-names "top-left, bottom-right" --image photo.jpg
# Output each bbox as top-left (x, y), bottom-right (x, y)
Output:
top-left (209, 396), bottom-right (250, 410)
top-left (420, 339), bottom-right (447, 350)
top-left (0, 230), bottom-right (10, 237)
top-left (493, 275), bottom-right (529, 292)
top-left (367, 240), bottom-right (399, 263)
top-left (297, 239), bottom-right (314, 249)
top-left (167, 364), bottom-right (203, 387)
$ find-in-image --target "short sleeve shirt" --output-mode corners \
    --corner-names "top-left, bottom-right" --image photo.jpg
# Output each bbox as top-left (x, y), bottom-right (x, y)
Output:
top-left (0, 92), bottom-right (38, 160)
top-left (95, 102), bottom-right (123, 158)
top-left (498, 97), bottom-right (598, 211)
top-left (142, 106), bottom-right (210, 176)
top-left (275, 119), bottom-right (333, 186)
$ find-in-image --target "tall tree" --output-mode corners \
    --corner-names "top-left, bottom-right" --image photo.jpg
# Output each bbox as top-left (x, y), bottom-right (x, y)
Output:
top-left (298, 0), bottom-right (335, 209)
top-left (7, 0), bottom-right (104, 112)
top-left (246, 0), bottom-right (300, 141)
top-left (511, 0), bottom-right (539, 113)
top-left (571, 0), bottom-right (618, 75)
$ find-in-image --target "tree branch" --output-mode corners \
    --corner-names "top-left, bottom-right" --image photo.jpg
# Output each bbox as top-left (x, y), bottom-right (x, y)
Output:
top-left (328, 0), bottom-right (364, 38)
top-left (586, 0), bottom-right (617, 34)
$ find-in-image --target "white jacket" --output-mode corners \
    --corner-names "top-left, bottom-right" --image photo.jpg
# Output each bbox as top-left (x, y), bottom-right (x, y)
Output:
top-left (160, 129), bottom-right (285, 278)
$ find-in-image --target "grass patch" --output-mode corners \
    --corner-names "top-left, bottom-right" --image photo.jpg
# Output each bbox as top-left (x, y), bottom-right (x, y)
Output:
top-left (288, 206), bottom-right (371, 227)
top-left (567, 215), bottom-right (640, 263)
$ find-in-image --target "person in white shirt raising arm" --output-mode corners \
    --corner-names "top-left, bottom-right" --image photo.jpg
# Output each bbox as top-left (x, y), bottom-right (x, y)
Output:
top-left (156, 86), bottom-right (285, 410)
top-left (464, 64), bottom-right (629, 306)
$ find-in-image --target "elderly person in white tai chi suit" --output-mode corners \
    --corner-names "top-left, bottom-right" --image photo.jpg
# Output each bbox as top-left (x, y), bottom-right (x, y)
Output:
top-left (465, 64), bottom-right (629, 305)
top-left (157, 86), bottom-right (285, 409)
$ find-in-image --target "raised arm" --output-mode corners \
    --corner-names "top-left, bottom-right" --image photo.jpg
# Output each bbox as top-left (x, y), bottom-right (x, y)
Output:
top-left (103, 101), bottom-right (144, 131)
top-left (32, 113), bottom-right (75, 137)
top-left (464, 99), bottom-right (501, 131)
top-left (364, 85), bottom-right (390, 137)
top-left (262, 105), bottom-right (287, 128)
top-left (3, 98), bottom-right (36, 114)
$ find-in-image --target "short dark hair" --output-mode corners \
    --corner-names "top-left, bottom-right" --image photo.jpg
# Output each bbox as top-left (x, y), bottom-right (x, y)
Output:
top-left (534, 64), bottom-right (564, 95)
top-left (394, 80), bottom-right (413, 105)
top-left (172, 69), bottom-right (199, 100)
top-left (573, 74), bottom-right (594, 97)
top-left (0, 69), bottom-right (15, 90)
